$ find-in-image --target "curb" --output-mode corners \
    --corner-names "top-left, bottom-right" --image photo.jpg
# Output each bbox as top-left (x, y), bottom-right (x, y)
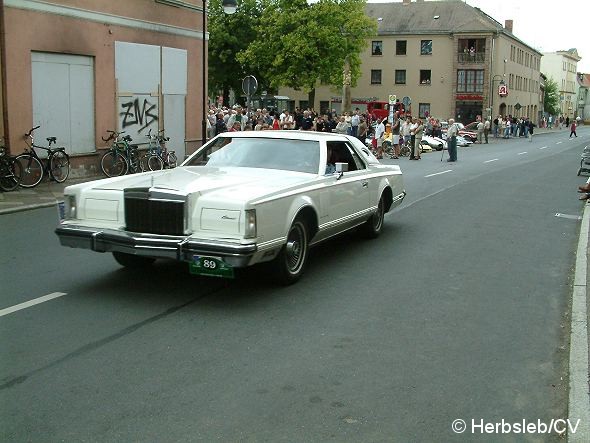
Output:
top-left (568, 201), bottom-right (590, 441)
top-left (0, 200), bottom-right (62, 215)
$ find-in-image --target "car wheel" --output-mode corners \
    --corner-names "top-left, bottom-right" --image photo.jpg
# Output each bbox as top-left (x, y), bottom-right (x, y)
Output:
top-left (361, 193), bottom-right (385, 238)
top-left (273, 217), bottom-right (309, 285)
top-left (112, 251), bottom-right (155, 269)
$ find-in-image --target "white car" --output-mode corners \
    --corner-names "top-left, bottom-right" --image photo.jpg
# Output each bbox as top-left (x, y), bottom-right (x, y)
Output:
top-left (420, 135), bottom-right (447, 151)
top-left (56, 131), bottom-right (405, 284)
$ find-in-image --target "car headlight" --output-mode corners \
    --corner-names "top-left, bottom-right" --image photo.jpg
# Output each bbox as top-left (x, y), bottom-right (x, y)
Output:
top-left (64, 195), bottom-right (77, 219)
top-left (244, 209), bottom-right (257, 238)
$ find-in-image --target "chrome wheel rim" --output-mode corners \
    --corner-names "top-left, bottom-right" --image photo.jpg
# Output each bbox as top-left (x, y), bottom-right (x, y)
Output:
top-left (285, 222), bottom-right (307, 274)
top-left (373, 197), bottom-right (384, 231)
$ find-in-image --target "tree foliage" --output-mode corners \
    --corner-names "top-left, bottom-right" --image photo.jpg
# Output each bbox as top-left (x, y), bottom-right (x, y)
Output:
top-left (208, 0), bottom-right (264, 104)
top-left (237, 0), bottom-right (377, 102)
top-left (544, 77), bottom-right (560, 116)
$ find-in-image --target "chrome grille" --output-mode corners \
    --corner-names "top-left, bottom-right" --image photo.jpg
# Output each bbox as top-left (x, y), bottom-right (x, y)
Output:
top-left (124, 188), bottom-right (185, 235)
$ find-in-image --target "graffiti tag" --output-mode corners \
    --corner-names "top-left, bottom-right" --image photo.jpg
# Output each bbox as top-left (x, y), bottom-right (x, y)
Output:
top-left (119, 97), bottom-right (158, 134)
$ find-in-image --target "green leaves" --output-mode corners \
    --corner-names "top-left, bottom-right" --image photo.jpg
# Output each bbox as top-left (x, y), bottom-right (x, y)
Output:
top-left (543, 77), bottom-right (560, 116)
top-left (208, 0), bottom-right (377, 100)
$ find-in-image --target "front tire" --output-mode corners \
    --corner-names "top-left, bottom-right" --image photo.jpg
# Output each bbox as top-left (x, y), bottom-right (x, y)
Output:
top-left (16, 154), bottom-right (43, 188)
top-left (272, 218), bottom-right (310, 285)
top-left (0, 158), bottom-right (22, 191)
top-left (101, 151), bottom-right (127, 177)
top-left (112, 251), bottom-right (155, 269)
top-left (361, 193), bottom-right (385, 238)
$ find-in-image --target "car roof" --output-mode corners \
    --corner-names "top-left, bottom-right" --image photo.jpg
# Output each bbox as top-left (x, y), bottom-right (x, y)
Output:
top-left (217, 130), bottom-right (353, 142)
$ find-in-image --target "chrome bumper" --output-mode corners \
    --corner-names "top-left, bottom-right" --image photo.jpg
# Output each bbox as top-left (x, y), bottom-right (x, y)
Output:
top-left (55, 225), bottom-right (257, 267)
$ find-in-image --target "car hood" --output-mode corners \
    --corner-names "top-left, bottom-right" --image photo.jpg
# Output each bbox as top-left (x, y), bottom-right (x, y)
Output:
top-left (71, 167), bottom-right (315, 203)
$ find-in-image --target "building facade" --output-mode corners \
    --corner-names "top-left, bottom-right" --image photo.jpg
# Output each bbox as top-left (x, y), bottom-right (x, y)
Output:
top-left (577, 73), bottom-right (590, 123)
top-left (0, 0), bottom-right (207, 175)
top-left (540, 49), bottom-right (582, 120)
top-left (280, 0), bottom-right (542, 124)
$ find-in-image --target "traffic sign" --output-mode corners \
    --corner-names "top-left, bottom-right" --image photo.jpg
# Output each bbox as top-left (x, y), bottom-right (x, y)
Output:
top-left (388, 94), bottom-right (397, 105)
top-left (242, 75), bottom-right (258, 96)
top-left (402, 96), bottom-right (411, 106)
top-left (514, 102), bottom-right (522, 110)
top-left (498, 83), bottom-right (508, 97)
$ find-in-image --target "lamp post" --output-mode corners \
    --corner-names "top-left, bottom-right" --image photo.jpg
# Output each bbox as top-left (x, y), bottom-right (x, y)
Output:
top-left (202, 0), bottom-right (237, 145)
top-left (490, 74), bottom-right (505, 117)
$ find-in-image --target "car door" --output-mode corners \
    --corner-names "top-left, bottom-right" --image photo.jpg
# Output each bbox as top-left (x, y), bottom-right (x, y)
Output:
top-left (321, 141), bottom-right (370, 232)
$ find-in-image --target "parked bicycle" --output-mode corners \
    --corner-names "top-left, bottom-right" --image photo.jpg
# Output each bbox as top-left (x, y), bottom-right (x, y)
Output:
top-left (100, 130), bottom-right (141, 177)
top-left (16, 126), bottom-right (71, 188)
top-left (0, 146), bottom-right (23, 192)
top-left (140, 129), bottom-right (177, 171)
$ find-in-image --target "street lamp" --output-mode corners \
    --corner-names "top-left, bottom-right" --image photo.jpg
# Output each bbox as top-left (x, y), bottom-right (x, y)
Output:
top-left (490, 74), bottom-right (505, 117)
top-left (202, 0), bottom-right (237, 146)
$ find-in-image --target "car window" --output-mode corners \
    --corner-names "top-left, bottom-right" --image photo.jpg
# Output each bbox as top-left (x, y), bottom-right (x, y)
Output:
top-left (326, 141), bottom-right (365, 174)
top-left (184, 137), bottom-right (320, 174)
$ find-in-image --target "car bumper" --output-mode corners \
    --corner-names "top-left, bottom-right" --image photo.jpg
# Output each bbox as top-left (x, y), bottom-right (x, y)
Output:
top-left (55, 225), bottom-right (257, 267)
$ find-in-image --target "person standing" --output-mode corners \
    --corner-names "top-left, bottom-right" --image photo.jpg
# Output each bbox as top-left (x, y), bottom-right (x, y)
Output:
top-left (412, 118), bottom-right (424, 160)
top-left (528, 119), bottom-right (535, 142)
top-left (570, 120), bottom-right (578, 138)
top-left (335, 116), bottom-right (348, 135)
top-left (358, 117), bottom-right (368, 142)
top-left (476, 118), bottom-right (484, 143)
top-left (566, 116), bottom-right (570, 128)
top-left (374, 118), bottom-right (386, 159)
top-left (484, 118), bottom-right (490, 144)
top-left (350, 109), bottom-right (360, 138)
top-left (493, 115), bottom-right (499, 138)
top-left (447, 118), bottom-right (458, 162)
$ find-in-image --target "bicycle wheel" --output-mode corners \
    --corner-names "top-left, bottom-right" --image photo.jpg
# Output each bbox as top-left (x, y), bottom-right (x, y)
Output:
top-left (15, 154), bottom-right (43, 188)
top-left (167, 152), bottom-right (177, 168)
top-left (127, 149), bottom-right (141, 174)
top-left (147, 154), bottom-right (164, 171)
top-left (49, 150), bottom-right (70, 183)
top-left (0, 158), bottom-right (22, 191)
top-left (101, 151), bottom-right (127, 177)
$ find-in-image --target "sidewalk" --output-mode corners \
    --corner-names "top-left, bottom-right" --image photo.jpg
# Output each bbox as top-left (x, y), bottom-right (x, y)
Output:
top-left (0, 175), bottom-right (102, 215)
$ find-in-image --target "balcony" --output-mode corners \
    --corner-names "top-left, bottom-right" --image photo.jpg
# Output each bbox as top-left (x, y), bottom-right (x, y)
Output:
top-left (458, 52), bottom-right (485, 64)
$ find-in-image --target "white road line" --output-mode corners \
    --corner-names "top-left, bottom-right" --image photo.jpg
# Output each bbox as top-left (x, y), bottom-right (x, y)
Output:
top-left (540, 146), bottom-right (549, 150)
top-left (518, 152), bottom-right (528, 155)
top-left (0, 292), bottom-right (67, 318)
top-left (556, 141), bottom-right (563, 145)
top-left (484, 158), bottom-right (499, 163)
top-left (424, 170), bottom-right (452, 178)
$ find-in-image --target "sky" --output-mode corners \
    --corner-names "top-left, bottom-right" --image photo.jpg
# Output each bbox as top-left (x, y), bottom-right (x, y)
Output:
top-left (367, 0), bottom-right (589, 72)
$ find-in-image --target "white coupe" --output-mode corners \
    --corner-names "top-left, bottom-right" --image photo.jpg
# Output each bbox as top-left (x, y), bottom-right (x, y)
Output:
top-left (56, 131), bottom-right (405, 284)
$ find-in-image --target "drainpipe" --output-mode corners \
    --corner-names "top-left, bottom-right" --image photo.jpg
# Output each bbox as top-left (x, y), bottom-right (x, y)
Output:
top-left (0, 0), bottom-right (9, 153)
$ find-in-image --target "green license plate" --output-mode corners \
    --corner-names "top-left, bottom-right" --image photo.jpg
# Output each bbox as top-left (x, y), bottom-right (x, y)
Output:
top-left (189, 256), bottom-right (234, 278)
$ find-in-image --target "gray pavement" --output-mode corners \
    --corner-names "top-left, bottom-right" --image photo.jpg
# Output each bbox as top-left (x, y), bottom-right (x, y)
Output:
top-left (1, 126), bottom-right (589, 440)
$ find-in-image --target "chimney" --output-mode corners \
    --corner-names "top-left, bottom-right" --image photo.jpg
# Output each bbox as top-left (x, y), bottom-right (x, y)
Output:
top-left (504, 19), bottom-right (513, 33)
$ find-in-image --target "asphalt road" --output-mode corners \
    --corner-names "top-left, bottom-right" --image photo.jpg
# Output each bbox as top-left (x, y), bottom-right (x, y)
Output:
top-left (1, 129), bottom-right (588, 441)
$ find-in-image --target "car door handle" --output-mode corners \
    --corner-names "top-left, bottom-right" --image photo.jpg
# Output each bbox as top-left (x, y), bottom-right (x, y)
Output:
top-left (361, 180), bottom-right (368, 188)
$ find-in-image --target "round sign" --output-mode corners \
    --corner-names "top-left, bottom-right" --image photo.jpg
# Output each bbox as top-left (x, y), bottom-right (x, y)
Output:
top-left (402, 96), bottom-right (411, 106)
top-left (242, 75), bottom-right (258, 96)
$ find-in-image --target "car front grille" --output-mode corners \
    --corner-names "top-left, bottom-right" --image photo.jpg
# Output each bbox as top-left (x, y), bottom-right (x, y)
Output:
top-left (124, 188), bottom-right (185, 235)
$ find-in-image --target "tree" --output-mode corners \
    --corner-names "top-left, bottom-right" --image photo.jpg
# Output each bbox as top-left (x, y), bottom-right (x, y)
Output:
top-left (237, 0), bottom-right (377, 106)
top-left (544, 77), bottom-right (560, 116)
top-left (208, 0), bottom-right (264, 106)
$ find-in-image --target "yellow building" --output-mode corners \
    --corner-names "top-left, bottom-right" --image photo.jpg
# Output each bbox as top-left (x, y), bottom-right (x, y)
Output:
top-left (280, 0), bottom-right (542, 124)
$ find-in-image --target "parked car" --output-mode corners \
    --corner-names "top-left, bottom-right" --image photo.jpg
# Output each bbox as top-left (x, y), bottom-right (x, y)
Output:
top-left (456, 135), bottom-right (474, 147)
top-left (420, 135), bottom-right (447, 151)
top-left (456, 122), bottom-right (478, 141)
top-left (55, 132), bottom-right (406, 285)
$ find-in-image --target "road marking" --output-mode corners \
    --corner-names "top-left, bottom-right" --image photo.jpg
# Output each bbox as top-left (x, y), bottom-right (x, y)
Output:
top-left (484, 158), bottom-right (499, 163)
top-left (556, 141), bottom-right (563, 145)
top-left (0, 292), bottom-right (67, 318)
top-left (540, 146), bottom-right (549, 150)
top-left (518, 152), bottom-right (528, 155)
top-left (424, 170), bottom-right (452, 178)
top-left (555, 213), bottom-right (582, 221)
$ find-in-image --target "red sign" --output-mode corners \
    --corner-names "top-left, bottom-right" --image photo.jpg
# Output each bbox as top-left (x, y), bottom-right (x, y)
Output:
top-left (456, 95), bottom-right (483, 101)
top-left (498, 84), bottom-right (508, 97)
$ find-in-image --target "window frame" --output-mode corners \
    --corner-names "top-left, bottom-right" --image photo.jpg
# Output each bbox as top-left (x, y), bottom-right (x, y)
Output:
top-left (371, 69), bottom-right (382, 85)
top-left (371, 41), bottom-right (383, 56)
top-left (395, 69), bottom-right (406, 85)
top-left (418, 103), bottom-right (431, 119)
top-left (396, 40), bottom-right (407, 56)
top-left (419, 69), bottom-right (431, 85)
top-left (420, 40), bottom-right (432, 56)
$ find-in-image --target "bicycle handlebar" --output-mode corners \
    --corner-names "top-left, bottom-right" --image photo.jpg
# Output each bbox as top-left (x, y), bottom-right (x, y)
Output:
top-left (102, 130), bottom-right (126, 142)
top-left (25, 125), bottom-right (41, 137)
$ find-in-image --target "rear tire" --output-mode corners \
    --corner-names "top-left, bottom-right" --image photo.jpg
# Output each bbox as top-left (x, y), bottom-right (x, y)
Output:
top-left (147, 154), bottom-right (164, 171)
top-left (16, 154), bottom-right (43, 188)
top-left (101, 151), bottom-right (127, 177)
top-left (113, 251), bottom-right (155, 269)
top-left (361, 193), bottom-right (385, 238)
top-left (272, 217), bottom-right (310, 285)
top-left (49, 151), bottom-right (70, 183)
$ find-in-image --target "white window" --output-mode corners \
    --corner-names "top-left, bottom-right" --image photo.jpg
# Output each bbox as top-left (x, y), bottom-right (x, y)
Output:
top-left (31, 52), bottom-right (95, 155)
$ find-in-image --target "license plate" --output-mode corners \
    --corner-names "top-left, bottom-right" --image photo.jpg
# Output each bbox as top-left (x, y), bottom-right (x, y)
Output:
top-left (189, 256), bottom-right (234, 278)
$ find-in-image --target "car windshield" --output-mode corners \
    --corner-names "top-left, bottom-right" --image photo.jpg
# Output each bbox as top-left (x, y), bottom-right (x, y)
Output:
top-left (185, 136), bottom-right (320, 174)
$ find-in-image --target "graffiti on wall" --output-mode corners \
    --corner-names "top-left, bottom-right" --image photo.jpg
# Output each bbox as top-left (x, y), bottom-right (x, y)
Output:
top-left (118, 96), bottom-right (158, 135)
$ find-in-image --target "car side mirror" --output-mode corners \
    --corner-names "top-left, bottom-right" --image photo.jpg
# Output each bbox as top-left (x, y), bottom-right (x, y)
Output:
top-left (335, 162), bottom-right (348, 173)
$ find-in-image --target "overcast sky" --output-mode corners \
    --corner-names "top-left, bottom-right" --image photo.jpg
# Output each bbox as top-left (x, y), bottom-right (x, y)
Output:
top-left (367, 0), bottom-right (589, 72)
